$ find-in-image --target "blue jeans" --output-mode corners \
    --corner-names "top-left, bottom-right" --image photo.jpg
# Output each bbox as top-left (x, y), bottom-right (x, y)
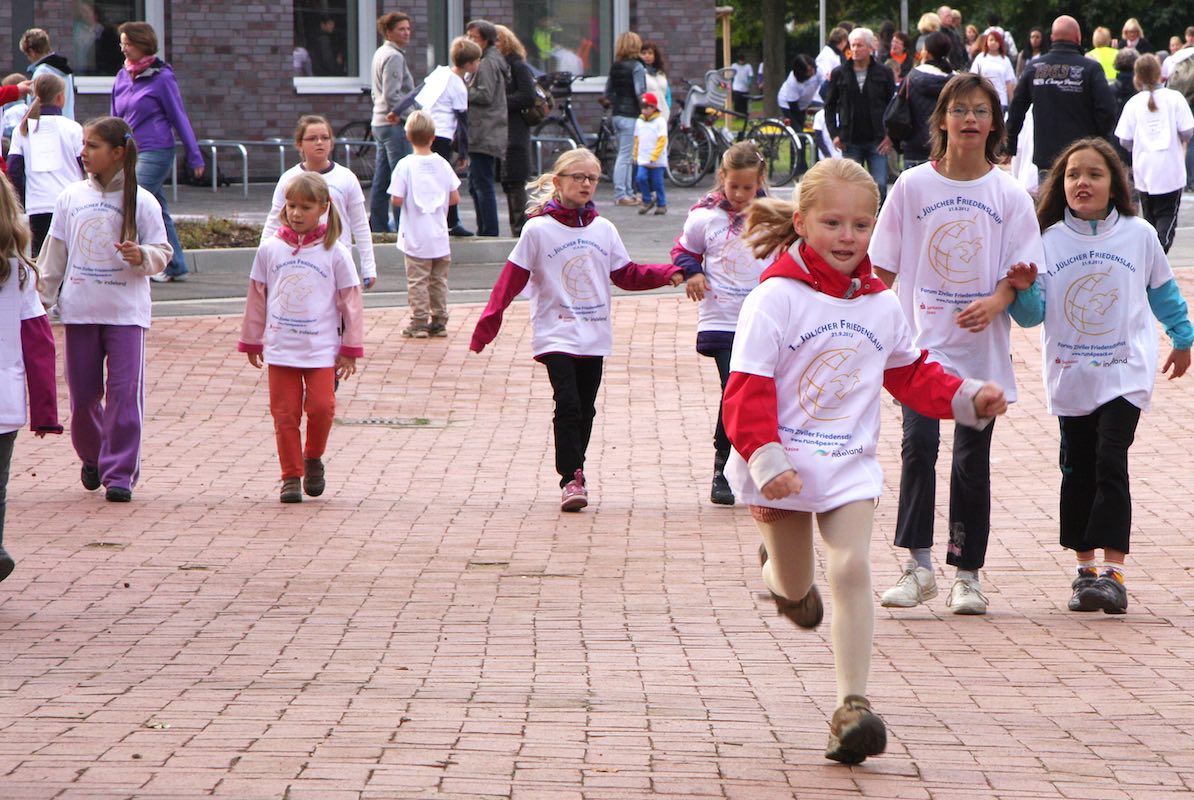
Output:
top-left (136, 148), bottom-right (188, 277)
top-left (635, 165), bottom-right (666, 206)
top-left (369, 123), bottom-right (411, 232)
top-left (844, 141), bottom-right (888, 205)
top-left (612, 115), bottom-right (637, 200)
top-left (468, 152), bottom-right (499, 236)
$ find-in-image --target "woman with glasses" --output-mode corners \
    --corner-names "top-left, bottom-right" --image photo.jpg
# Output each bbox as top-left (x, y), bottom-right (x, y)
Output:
top-left (869, 74), bottom-right (1045, 617)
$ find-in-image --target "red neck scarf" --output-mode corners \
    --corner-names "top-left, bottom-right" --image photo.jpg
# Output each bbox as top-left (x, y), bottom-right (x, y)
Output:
top-left (124, 55), bottom-right (158, 77)
top-left (760, 241), bottom-right (886, 298)
top-left (276, 223), bottom-right (328, 254)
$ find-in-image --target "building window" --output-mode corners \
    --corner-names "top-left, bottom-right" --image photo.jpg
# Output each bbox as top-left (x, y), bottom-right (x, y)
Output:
top-left (512, 0), bottom-right (615, 78)
top-left (294, 0), bottom-right (376, 94)
top-left (55, 1), bottom-right (163, 93)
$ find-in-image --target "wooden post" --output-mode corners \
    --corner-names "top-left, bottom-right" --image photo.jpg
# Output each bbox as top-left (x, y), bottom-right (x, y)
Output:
top-left (715, 6), bottom-right (734, 119)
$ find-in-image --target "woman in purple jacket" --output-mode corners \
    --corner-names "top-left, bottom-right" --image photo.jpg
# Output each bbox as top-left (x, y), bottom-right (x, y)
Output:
top-left (111, 21), bottom-right (203, 282)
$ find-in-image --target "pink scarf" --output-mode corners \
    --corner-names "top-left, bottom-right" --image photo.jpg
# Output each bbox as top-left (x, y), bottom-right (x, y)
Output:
top-left (124, 55), bottom-right (157, 77)
top-left (275, 223), bottom-right (328, 254)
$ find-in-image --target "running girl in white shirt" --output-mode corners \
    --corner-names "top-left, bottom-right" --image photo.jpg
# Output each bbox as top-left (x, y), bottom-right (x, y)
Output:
top-left (0, 175), bottom-right (61, 584)
top-left (726, 157), bottom-right (1007, 765)
top-left (261, 115), bottom-right (377, 289)
top-left (1114, 54), bottom-right (1194, 253)
top-left (1005, 137), bottom-right (1192, 614)
top-left (470, 148), bottom-right (683, 512)
top-left (240, 172), bottom-right (365, 504)
top-left (37, 115), bottom-right (173, 503)
top-left (869, 73), bottom-right (1045, 615)
top-left (671, 141), bottom-right (769, 505)
top-left (5, 72), bottom-right (84, 254)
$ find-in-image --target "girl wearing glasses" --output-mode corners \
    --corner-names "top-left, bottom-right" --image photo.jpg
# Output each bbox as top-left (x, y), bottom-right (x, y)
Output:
top-left (868, 74), bottom-right (1044, 615)
top-left (470, 148), bottom-right (683, 512)
top-left (261, 115), bottom-right (377, 289)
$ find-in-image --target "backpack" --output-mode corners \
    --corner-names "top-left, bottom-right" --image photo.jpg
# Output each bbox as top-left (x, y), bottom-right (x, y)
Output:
top-left (522, 79), bottom-right (553, 126)
top-left (883, 77), bottom-right (914, 144)
top-left (1169, 53), bottom-right (1194, 107)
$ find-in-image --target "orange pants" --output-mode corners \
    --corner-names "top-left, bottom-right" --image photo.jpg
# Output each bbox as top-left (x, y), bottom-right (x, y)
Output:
top-left (268, 365), bottom-right (335, 479)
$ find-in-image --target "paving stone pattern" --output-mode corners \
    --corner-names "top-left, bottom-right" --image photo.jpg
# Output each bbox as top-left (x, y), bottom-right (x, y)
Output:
top-left (2, 280), bottom-right (1194, 799)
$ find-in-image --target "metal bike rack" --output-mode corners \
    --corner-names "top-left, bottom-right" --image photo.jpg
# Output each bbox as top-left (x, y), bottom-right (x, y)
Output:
top-left (529, 135), bottom-right (579, 175)
top-left (335, 138), bottom-right (378, 175)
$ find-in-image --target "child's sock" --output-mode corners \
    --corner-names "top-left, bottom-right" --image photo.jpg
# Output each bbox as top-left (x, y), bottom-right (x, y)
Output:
top-left (910, 548), bottom-right (933, 571)
top-left (1102, 564), bottom-right (1126, 584)
top-left (1076, 558), bottom-right (1097, 578)
top-left (955, 568), bottom-right (979, 584)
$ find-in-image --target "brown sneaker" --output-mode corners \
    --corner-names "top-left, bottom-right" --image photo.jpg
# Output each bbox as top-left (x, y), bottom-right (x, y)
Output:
top-left (758, 543), bottom-right (823, 628)
top-left (402, 323), bottom-right (431, 338)
top-left (303, 458), bottom-right (325, 497)
top-left (427, 321), bottom-right (448, 337)
top-left (280, 477), bottom-right (302, 503)
top-left (825, 695), bottom-right (887, 764)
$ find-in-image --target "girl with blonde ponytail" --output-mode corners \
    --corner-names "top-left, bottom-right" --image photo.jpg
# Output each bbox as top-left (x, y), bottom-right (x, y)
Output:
top-left (36, 115), bottom-right (171, 504)
top-left (5, 72), bottom-right (83, 253)
top-left (724, 158), bottom-right (1008, 765)
top-left (1115, 53), bottom-right (1194, 253)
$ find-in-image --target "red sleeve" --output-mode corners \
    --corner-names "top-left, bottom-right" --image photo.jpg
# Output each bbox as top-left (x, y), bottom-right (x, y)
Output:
top-left (470, 260), bottom-right (530, 353)
top-left (722, 371), bottom-right (781, 461)
top-left (237, 280), bottom-right (267, 354)
top-left (21, 315), bottom-right (62, 434)
top-left (0, 86), bottom-right (18, 106)
top-left (882, 350), bottom-right (963, 419)
top-left (609, 261), bottom-right (681, 291)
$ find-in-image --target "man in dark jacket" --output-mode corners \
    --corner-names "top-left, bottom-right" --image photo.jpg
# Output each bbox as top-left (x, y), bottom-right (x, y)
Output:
top-left (824, 27), bottom-right (896, 202)
top-left (1006, 15), bottom-right (1117, 180)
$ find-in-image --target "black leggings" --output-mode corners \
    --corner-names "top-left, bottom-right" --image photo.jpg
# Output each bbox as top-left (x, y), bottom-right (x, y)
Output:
top-left (540, 354), bottom-right (604, 486)
top-left (1058, 397), bottom-right (1140, 554)
top-left (1140, 190), bottom-right (1181, 253)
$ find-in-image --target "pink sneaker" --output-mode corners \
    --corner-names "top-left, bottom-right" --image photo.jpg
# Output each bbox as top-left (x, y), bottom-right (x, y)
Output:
top-left (560, 469), bottom-right (588, 512)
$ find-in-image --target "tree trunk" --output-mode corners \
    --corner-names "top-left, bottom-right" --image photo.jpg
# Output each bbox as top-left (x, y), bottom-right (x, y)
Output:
top-left (761, 0), bottom-right (786, 117)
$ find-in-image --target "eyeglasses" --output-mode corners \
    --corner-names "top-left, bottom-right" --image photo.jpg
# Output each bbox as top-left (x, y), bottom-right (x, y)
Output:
top-left (302, 135), bottom-right (333, 142)
top-left (561, 173), bottom-right (601, 184)
top-left (947, 106), bottom-right (993, 120)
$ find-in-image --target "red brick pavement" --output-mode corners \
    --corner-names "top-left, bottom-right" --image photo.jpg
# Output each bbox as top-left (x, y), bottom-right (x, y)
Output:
top-left (2, 280), bottom-right (1194, 799)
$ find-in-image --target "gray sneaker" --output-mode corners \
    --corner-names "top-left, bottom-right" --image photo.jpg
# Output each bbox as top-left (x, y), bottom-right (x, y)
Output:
top-left (880, 560), bottom-right (938, 607)
top-left (947, 577), bottom-right (988, 615)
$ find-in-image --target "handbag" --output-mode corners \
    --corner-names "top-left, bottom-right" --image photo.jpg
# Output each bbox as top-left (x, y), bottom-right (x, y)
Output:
top-left (883, 76), bottom-right (914, 143)
top-left (521, 78), bottom-right (554, 125)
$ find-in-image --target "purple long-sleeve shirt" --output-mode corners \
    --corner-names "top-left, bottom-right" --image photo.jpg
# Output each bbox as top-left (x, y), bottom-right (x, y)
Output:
top-left (110, 60), bottom-right (203, 170)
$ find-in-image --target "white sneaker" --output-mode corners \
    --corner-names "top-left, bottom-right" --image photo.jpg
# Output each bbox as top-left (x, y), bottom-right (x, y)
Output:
top-left (880, 561), bottom-right (938, 608)
top-left (947, 577), bottom-right (988, 615)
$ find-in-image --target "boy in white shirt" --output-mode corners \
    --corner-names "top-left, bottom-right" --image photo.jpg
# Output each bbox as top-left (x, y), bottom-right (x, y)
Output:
top-left (421, 36), bottom-right (482, 237)
top-left (388, 110), bottom-right (461, 338)
top-left (633, 92), bottom-right (668, 215)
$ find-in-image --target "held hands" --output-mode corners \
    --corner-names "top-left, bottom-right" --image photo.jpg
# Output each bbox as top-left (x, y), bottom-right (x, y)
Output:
top-left (685, 273), bottom-right (707, 301)
top-left (761, 469), bottom-right (803, 500)
top-left (247, 352), bottom-right (263, 369)
top-left (115, 241), bottom-right (143, 267)
top-left (955, 295), bottom-right (1005, 332)
top-left (1005, 261), bottom-right (1038, 291)
top-left (973, 382), bottom-right (1008, 418)
top-left (335, 355), bottom-right (357, 381)
top-left (1162, 348), bottom-right (1191, 380)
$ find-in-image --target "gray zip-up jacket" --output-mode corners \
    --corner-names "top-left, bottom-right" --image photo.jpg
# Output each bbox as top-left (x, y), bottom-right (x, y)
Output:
top-left (371, 41), bottom-right (414, 126)
top-left (467, 46), bottom-right (510, 157)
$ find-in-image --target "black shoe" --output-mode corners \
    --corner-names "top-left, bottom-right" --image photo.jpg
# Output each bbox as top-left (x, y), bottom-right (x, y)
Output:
top-left (825, 695), bottom-right (887, 764)
top-left (105, 487), bottom-right (132, 503)
top-left (0, 546), bottom-right (14, 583)
top-left (1078, 574), bottom-right (1128, 614)
top-left (303, 458), bottom-right (326, 497)
top-left (449, 225), bottom-right (475, 237)
top-left (81, 464), bottom-right (101, 491)
top-left (280, 477), bottom-right (302, 503)
top-left (1067, 572), bottom-right (1099, 611)
top-left (711, 471), bottom-right (735, 505)
top-left (759, 543), bottom-right (823, 629)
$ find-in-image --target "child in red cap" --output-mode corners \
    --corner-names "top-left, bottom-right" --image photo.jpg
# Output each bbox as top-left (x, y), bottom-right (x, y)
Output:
top-left (633, 92), bottom-right (668, 214)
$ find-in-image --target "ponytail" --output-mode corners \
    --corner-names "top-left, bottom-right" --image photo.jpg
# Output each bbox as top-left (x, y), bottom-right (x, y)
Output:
top-left (283, 171), bottom-right (341, 249)
top-left (744, 195), bottom-right (799, 259)
top-left (83, 116), bottom-right (140, 242)
top-left (1134, 54), bottom-right (1162, 113)
top-left (19, 72), bottom-right (66, 137)
top-left (323, 201), bottom-right (343, 249)
top-left (0, 174), bottom-right (36, 284)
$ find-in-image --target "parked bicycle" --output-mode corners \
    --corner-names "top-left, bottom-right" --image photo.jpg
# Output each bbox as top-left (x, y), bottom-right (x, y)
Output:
top-left (667, 69), bottom-right (803, 188)
top-left (335, 118), bottom-right (375, 186)
top-left (530, 72), bottom-right (616, 178)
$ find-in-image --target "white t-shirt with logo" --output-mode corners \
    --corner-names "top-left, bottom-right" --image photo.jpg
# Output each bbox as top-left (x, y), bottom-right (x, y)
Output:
top-left (1039, 213), bottom-right (1174, 416)
top-left (1115, 87), bottom-right (1194, 195)
top-left (388, 152), bottom-right (460, 259)
top-left (969, 53), bottom-right (1017, 106)
top-left (6, 115), bottom-right (85, 214)
top-left (870, 162), bottom-right (1044, 402)
top-left (419, 66), bottom-right (469, 141)
top-left (0, 261), bottom-right (48, 434)
top-left (249, 237), bottom-right (361, 369)
top-left (261, 162), bottom-right (376, 280)
top-left (678, 205), bottom-right (768, 333)
top-left (50, 181), bottom-right (167, 328)
top-left (507, 215), bottom-right (632, 358)
top-left (725, 278), bottom-right (923, 512)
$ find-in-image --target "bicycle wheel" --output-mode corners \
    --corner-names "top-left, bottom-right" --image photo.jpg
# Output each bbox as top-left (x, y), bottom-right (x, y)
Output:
top-left (667, 122), bottom-right (715, 187)
top-left (747, 118), bottom-right (800, 187)
top-left (335, 120), bottom-right (375, 186)
top-left (593, 119), bottom-right (617, 182)
top-left (531, 118), bottom-right (579, 176)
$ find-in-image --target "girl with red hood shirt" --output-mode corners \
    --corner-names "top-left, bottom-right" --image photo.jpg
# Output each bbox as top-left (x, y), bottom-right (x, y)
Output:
top-left (724, 158), bottom-right (1007, 764)
top-left (470, 148), bottom-right (682, 512)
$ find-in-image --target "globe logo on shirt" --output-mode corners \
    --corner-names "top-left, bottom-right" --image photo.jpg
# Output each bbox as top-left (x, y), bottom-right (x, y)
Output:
top-left (77, 215), bottom-right (117, 263)
top-left (926, 218), bottom-right (983, 284)
top-left (277, 273), bottom-right (315, 313)
top-left (1063, 269), bottom-right (1119, 336)
top-left (561, 253), bottom-right (599, 301)
top-left (721, 237), bottom-right (759, 282)
top-left (797, 346), bottom-right (862, 422)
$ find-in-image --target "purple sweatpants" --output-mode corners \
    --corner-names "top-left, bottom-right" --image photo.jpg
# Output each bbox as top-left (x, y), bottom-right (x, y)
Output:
top-left (64, 324), bottom-right (146, 491)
